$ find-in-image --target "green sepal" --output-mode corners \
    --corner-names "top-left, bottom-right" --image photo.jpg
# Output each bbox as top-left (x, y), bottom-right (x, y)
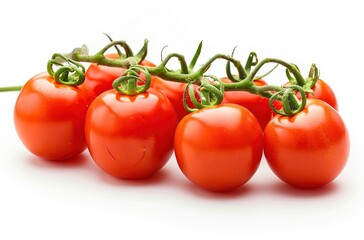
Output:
top-left (47, 53), bottom-right (85, 86)
top-left (112, 66), bottom-right (151, 95)
top-left (189, 41), bottom-right (203, 71)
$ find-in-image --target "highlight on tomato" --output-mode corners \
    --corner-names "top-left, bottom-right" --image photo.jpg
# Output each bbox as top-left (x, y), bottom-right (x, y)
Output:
top-left (174, 104), bottom-right (263, 192)
top-left (305, 78), bottom-right (338, 110)
top-left (85, 67), bottom-right (178, 179)
top-left (264, 99), bottom-right (350, 188)
top-left (14, 72), bottom-right (92, 160)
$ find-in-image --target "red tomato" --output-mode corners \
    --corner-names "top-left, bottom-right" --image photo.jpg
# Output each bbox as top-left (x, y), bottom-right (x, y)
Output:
top-left (14, 72), bottom-right (92, 160)
top-left (174, 104), bottom-right (263, 192)
top-left (274, 79), bottom-right (338, 113)
top-left (264, 99), bottom-right (350, 188)
top-left (85, 54), bottom-right (196, 120)
top-left (150, 79), bottom-right (198, 120)
top-left (84, 53), bottom-right (155, 97)
top-left (85, 88), bottom-right (178, 179)
top-left (222, 78), bottom-right (272, 129)
top-left (307, 79), bottom-right (338, 110)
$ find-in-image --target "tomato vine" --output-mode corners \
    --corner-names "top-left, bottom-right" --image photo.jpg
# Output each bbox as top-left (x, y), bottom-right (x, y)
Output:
top-left (65, 39), bottom-right (315, 116)
top-left (1, 38), bottom-right (320, 116)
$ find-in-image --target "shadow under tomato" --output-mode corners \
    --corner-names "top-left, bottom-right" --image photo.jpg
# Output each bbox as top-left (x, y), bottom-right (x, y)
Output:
top-left (180, 181), bottom-right (255, 200)
top-left (268, 180), bottom-right (340, 198)
top-left (27, 151), bottom-right (90, 169)
top-left (96, 167), bottom-right (171, 187)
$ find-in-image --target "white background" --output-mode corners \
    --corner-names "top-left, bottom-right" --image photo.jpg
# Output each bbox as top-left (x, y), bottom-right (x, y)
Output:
top-left (1, 0), bottom-right (363, 239)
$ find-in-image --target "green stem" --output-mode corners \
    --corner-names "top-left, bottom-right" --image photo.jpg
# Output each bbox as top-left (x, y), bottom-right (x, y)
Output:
top-left (211, 57), bottom-right (308, 104)
top-left (222, 79), bottom-right (285, 99)
top-left (102, 33), bottom-right (125, 58)
top-left (146, 53), bottom-right (248, 84)
top-left (73, 53), bottom-right (131, 68)
top-left (71, 41), bottom-right (249, 85)
top-left (72, 48), bottom-right (307, 106)
top-left (202, 54), bottom-right (247, 79)
top-left (253, 84), bottom-right (286, 99)
top-left (74, 48), bottom-right (250, 84)
top-left (209, 57), bottom-right (307, 101)
top-left (71, 40), bottom-right (136, 68)
top-left (96, 40), bottom-right (134, 57)
top-left (247, 58), bottom-right (305, 85)
top-left (0, 86), bottom-right (22, 92)
top-left (158, 53), bottom-right (189, 74)
top-left (67, 41), bottom-right (309, 115)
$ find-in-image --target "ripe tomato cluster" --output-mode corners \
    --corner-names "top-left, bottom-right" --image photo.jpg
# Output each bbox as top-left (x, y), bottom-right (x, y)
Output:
top-left (13, 51), bottom-right (350, 193)
top-left (175, 86), bottom-right (349, 191)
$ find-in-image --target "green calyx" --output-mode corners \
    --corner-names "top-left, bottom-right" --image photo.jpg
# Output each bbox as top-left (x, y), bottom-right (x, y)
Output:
top-left (305, 63), bottom-right (320, 90)
top-left (286, 63), bottom-right (320, 94)
top-left (183, 76), bottom-right (225, 112)
top-left (47, 53), bottom-right (85, 86)
top-left (112, 65), bottom-right (151, 95)
top-left (269, 85), bottom-right (307, 116)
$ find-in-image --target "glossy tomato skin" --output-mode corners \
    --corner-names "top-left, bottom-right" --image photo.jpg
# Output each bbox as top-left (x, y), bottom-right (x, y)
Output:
top-left (85, 88), bottom-right (178, 179)
top-left (84, 62), bottom-right (125, 97)
top-left (307, 79), bottom-right (338, 110)
top-left (264, 99), bottom-right (349, 188)
top-left (174, 104), bottom-right (263, 192)
top-left (150, 79), bottom-right (196, 121)
top-left (222, 78), bottom-right (272, 129)
top-left (84, 53), bottom-right (156, 97)
top-left (14, 72), bottom-right (92, 160)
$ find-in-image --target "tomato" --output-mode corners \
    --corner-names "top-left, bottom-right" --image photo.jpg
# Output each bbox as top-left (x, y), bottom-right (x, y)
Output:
top-left (222, 78), bottom-right (272, 129)
top-left (150, 79), bottom-right (198, 120)
top-left (84, 53), bottom-right (156, 97)
top-left (264, 99), bottom-right (350, 188)
top-left (85, 54), bottom-right (197, 120)
top-left (85, 88), bottom-right (178, 179)
top-left (14, 72), bottom-right (92, 160)
top-left (306, 79), bottom-right (338, 110)
top-left (174, 104), bottom-right (263, 192)
top-left (274, 79), bottom-right (338, 113)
